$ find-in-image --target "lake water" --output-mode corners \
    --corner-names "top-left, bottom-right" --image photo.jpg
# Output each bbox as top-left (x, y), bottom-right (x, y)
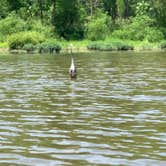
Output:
top-left (0, 51), bottom-right (166, 165)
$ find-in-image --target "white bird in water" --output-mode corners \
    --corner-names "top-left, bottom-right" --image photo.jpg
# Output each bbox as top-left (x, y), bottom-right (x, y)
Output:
top-left (69, 56), bottom-right (77, 79)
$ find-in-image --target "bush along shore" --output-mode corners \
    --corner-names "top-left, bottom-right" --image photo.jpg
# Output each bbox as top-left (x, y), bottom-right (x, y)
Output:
top-left (1, 28), bottom-right (166, 54)
top-left (0, 15), bottom-right (166, 53)
top-left (0, 0), bottom-right (166, 55)
top-left (2, 37), bottom-right (166, 54)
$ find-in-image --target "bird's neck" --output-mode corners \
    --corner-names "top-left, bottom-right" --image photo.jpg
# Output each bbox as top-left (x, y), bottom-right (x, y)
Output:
top-left (71, 57), bottom-right (74, 65)
top-left (70, 57), bottom-right (75, 69)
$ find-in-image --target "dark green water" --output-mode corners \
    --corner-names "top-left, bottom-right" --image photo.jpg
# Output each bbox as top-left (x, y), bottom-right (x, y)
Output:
top-left (0, 52), bottom-right (165, 165)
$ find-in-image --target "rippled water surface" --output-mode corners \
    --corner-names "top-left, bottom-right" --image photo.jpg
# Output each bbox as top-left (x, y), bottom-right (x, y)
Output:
top-left (0, 52), bottom-right (166, 165)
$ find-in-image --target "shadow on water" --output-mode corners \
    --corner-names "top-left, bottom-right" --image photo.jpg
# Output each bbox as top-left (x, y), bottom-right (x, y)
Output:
top-left (0, 52), bottom-right (166, 165)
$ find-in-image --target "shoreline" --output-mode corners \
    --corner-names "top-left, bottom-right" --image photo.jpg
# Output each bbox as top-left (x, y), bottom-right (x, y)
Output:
top-left (1, 38), bottom-right (166, 54)
top-left (0, 46), bottom-right (165, 55)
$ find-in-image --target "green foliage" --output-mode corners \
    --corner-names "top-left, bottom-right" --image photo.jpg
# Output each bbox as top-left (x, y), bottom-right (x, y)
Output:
top-left (7, 0), bottom-right (24, 11)
top-left (17, 1), bottom-right (52, 24)
top-left (146, 28), bottom-right (164, 42)
top-left (112, 15), bottom-right (164, 42)
top-left (23, 43), bottom-right (36, 53)
top-left (87, 42), bottom-right (104, 50)
top-left (27, 20), bottom-right (55, 38)
top-left (8, 31), bottom-right (45, 50)
top-left (53, 0), bottom-right (84, 40)
top-left (0, 42), bottom-right (8, 48)
top-left (117, 0), bottom-right (125, 17)
top-left (0, 0), bottom-right (165, 51)
top-left (19, 38), bottom-right (62, 54)
top-left (87, 41), bottom-right (133, 51)
top-left (111, 18), bottom-right (130, 32)
top-left (149, 0), bottom-right (166, 27)
top-left (86, 11), bottom-right (110, 41)
top-left (160, 41), bottom-right (166, 49)
top-left (103, 0), bottom-right (117, 19)
top-left (0, 0), bottom-right (9, 18)
top-left (115, 42), bottom-right (134, 50)
top-left (0, 14), bottom-right (56, 42)
top-left (0, 14), bottom-right (27, 41)
top-left (37, 39), bottom-right (61, 53)
top-left (136, 1), bottom-right (151, 16)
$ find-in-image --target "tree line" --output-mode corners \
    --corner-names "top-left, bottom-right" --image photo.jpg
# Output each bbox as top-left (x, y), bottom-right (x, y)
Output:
top-left (0, 0), bottom-right (166, 45)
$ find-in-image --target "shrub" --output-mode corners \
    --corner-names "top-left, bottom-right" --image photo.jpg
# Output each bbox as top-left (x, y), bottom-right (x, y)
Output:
top-left (113, 18), bottom-right (131, 31)
top-left (0, 14), bottom-right (27, 41)
top-left (146, 28), bottom-right (164, 42)
top-left (0, 42), bottom-right (8, 48)
top-left (27, 20), bottom-right (55, 38)
top-left (99, 44), bottom-right (114, 51)
top-left (114, 42), bottom-right (134, 50)
top-left (87, 41), bottom-right (133, 51)
top-left (87, 42), bottom-right (101, 50)
top-left (160, 27), bottom-right (166, 38)
top-left (8, 31), bottom-right (45, 50)
top-left (135, 1), bottom-right (151, 16)
top-left (111, 29), bottom-right (128, 40)
top-left (23, 43), bottom-right (36, 53)
top-left (112, 15), bottom-right (164, 42)
top-left (160, 41), bottom-right (166, 49)
top-left (37, 39), bottom-right (61, 53)
top-left (87, 42), bottom-right (114, 51)
top-left (53, 0), bottom-right (84, 40)
top-left (86, 11), bottom-right (110, 41)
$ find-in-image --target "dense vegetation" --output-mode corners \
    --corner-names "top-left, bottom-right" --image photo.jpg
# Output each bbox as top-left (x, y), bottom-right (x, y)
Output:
top-left (0, 0), bottom-right (166, 52)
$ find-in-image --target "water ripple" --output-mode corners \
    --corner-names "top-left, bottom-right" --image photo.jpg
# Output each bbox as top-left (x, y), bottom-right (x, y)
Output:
top-left (0, 52), bottom-right (166, 165)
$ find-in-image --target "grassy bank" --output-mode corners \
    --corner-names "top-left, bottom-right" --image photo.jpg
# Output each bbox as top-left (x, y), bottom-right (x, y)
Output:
top-left (0, 39), bottom-right (166, 54)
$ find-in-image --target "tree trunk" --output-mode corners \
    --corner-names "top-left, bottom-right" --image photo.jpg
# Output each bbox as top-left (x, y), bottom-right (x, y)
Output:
top-left (124, 0), bottom-right (129, 18)
top-left (38, 0), bottom-right (43, 23)
top-left (52, 0), bottom-right (56, 25)
top-left (112, 0), bottom-right (118, 20)
top-left (90, 0), bottom-right (93, 17)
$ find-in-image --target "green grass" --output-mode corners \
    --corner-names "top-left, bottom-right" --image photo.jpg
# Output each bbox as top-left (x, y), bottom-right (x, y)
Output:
top-left (61, 38), bottom-right (164, 52)
top-left (59, 39), bottom-right (90, 48)
top-left (0, 42), bottom-right (8, 48)
top-left (105, 37), bottom-right (163, 51)
top-left (1, 36), bottom-right (165, 53)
